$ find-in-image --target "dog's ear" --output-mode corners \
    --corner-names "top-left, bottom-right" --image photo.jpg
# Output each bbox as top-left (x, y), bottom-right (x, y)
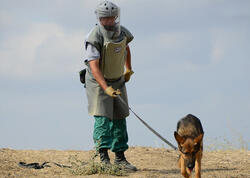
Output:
top-left (174, 131), bottom-right (185, 144)
top-left (194, 133), bottom-right (204, 144)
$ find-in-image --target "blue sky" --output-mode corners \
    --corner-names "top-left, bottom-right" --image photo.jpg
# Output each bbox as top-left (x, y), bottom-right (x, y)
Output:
top-left (0, 0), bottom-right (249, 150)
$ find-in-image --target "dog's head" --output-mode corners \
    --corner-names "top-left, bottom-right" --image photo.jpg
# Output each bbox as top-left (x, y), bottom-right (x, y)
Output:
top-left (174, 132), bottom-right (203, 172)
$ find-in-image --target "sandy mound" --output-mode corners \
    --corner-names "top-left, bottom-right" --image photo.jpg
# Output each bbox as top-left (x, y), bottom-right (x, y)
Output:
top-left (1, 147), bottom-right (249, 178)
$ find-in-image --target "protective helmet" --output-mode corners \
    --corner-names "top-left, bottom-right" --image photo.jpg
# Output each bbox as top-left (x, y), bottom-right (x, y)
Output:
top-left (95, 0), bottom-right (119, 18)
top-left (95, 1), bottom-right (121, 38)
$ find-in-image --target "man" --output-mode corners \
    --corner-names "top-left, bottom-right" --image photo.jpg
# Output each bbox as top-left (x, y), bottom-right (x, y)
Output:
top-left (83, 1), bottom-right (136, 171)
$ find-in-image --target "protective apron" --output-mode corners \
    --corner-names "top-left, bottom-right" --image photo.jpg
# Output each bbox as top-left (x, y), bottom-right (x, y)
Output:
top-left (85, 25), bottom-right (132, 120)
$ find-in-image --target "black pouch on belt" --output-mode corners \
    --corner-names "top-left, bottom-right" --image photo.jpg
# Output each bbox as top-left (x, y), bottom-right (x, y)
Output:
top-left (79, 68), bottom-right (86, 84)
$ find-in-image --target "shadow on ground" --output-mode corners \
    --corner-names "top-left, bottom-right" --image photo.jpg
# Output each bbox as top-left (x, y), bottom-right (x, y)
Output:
top-left (203, 168), bottom-right (237, 172)
top-left (140, 167), bottom-right (237, 175)
top-left (141, 168), bottom-right (179, 174)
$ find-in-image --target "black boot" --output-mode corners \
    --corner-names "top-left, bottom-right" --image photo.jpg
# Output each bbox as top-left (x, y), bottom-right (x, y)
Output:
top-left (99, 148), bottom-right (111, 165)
top-left (114, 151), bottom-right (137, 171)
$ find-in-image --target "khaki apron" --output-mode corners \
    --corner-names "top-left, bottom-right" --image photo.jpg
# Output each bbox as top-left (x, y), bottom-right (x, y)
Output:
top-left (85, 69), bottom-right (129, 120)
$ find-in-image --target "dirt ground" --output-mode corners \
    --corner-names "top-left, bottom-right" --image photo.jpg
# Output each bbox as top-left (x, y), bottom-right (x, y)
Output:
top-left (0, 146), bottom-right (249, 178)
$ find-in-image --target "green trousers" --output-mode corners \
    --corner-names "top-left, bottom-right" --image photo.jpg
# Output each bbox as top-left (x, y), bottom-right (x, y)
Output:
top-left (93, 116), bottom-right (128, 152)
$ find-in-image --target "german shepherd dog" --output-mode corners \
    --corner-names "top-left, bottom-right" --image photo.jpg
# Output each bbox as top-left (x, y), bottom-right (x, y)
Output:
top-left (174, 114), bottom-right (204, 178)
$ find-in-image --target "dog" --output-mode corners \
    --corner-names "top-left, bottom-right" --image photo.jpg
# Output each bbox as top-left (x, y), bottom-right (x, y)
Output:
top-left (174, 114), bottom-right (204, 178)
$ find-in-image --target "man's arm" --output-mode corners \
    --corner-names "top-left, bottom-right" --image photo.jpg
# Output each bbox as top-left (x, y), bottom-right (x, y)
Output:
top-left (125, 45), bottom-right (132, 70)
top-left (89, 59), bottom-right (108, 90)
top-left (124, 45), bottom-right (134, 82)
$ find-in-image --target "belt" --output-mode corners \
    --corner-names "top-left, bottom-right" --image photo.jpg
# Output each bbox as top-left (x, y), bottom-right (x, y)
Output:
top-left (105, 76), bottom-right (122, 82)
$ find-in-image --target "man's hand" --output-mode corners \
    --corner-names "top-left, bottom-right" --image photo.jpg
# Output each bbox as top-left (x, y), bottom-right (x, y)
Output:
top-left (105, 86), bottom-right (121, 97)
top-left (124, 69), bottom-right (134, 82)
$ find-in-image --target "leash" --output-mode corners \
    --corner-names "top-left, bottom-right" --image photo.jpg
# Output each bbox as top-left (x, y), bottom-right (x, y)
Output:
top-left (117, 95), bottom-right (178, 150)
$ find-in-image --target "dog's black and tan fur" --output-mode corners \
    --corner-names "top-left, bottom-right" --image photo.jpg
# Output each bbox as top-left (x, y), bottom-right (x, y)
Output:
top-left (174, 114), bottom-right (204, 178)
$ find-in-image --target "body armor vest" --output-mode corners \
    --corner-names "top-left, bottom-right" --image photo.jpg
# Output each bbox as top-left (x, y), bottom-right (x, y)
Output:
top-left (101, 37), bottom-right (127, 79)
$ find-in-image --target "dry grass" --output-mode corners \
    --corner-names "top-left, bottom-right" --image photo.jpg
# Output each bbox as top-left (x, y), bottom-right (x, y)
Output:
top-left (0, 146), bottom-right (249, 178)
top-left (68, 153), bottom-right (127, 176)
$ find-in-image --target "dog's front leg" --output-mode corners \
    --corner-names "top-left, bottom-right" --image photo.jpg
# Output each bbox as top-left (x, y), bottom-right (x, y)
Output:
top-left (195, 153), bottom-right (202, 178)
top-left (180, 157), bottom-right (190, 178)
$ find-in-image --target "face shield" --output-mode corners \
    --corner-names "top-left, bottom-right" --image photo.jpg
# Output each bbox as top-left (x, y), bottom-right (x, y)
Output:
top-left (95, 1), bottom-right (121, 38)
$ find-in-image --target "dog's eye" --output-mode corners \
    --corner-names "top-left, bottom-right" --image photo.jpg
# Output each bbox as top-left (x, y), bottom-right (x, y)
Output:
top-left (180, 148), bottom-right (190, 155)
top-left (194, 143), bottom-right (200, 149)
